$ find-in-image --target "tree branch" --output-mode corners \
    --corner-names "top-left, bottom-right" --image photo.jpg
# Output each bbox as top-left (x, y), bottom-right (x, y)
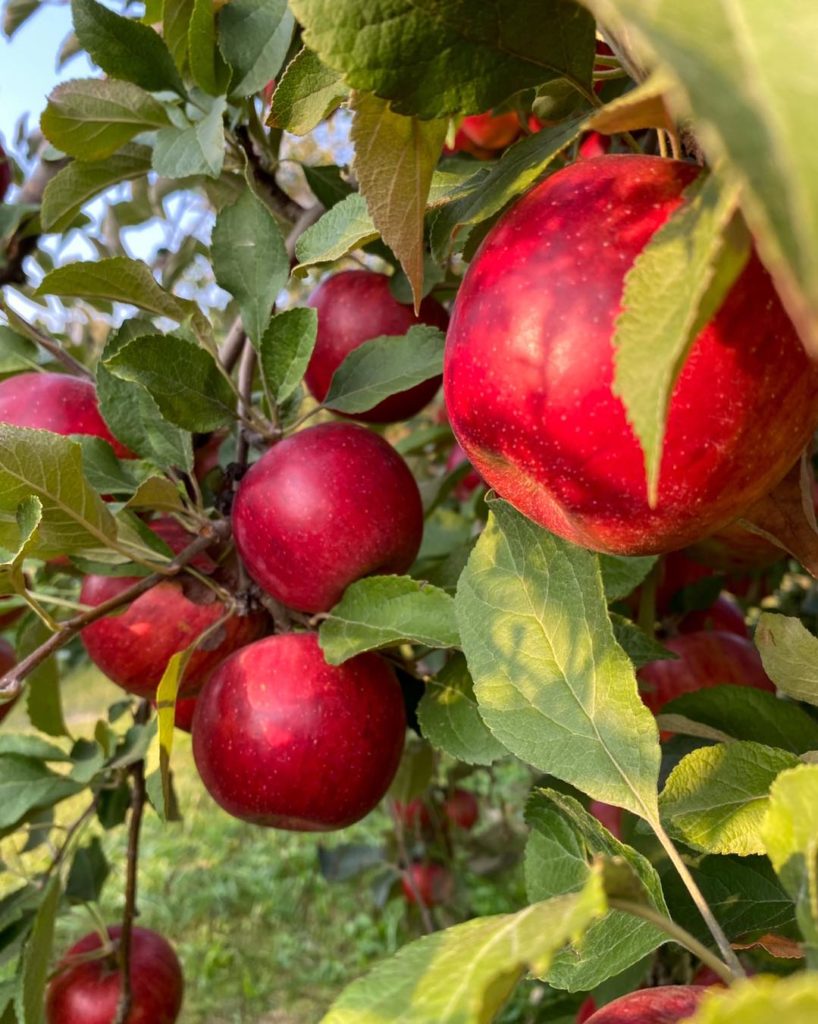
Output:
top-left (114, 700), bottom-right (149, 1024)
top-left (0, 521), bottom-right (231, 698)
top-left (0, 300), bottom-right (93, 380)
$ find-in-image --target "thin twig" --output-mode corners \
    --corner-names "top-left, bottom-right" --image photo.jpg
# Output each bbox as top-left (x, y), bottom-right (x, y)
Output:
top-left (653, 821), bottom-right (746, 978)
top-left (387, 800), bottom-right (435, 935)
top-left (608, 898), bottom-right (737, 985)
top-left (218, 319), bottom-right (247, 373)
top-left (114, 700), bottom-right (149, 1024)
top-left (285, 204), bottom-right (322, 264)
top-left (0, 300), bottom-right (93, 380)
top-left (0, 521), bottom-right (231, 698)
top-left (235, 340), bottom-right (257, 469)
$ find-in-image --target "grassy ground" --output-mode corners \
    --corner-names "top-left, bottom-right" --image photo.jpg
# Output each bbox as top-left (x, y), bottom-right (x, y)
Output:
top-left (5, 663), bottom-right (530, 1023)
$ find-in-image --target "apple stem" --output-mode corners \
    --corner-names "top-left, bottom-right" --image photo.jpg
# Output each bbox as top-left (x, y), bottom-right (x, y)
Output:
top-left (114, 700), bottom-right (149, 1024)
top-left (607, 898), bottom-right (737, 985)
top-left (0, 521), bottom-right (231, 699)
top-left (652, 820), bottom-right (746, 978)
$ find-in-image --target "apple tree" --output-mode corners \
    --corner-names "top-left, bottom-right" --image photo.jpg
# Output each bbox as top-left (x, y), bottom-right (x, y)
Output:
top-left (1, 0), bottom-right (818, 1021)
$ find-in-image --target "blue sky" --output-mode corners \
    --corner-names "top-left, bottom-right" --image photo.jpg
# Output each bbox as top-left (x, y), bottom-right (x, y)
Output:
top-left (1, 7), bottom-right (93, 151)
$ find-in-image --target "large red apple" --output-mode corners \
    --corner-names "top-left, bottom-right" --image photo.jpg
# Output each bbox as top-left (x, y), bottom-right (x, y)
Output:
top-left (0, 638), bottom-right (18, 724)
top-left (232, 422), bottom-right (424, 613)
top-left (305, 271), bottom-right (449, 423)
top-left (401, 862), bottom-right (454, 907)
top-left (0, 143), bottom-right (10, 201)
top-left (0, 372), bottom-right (131, 458)
top-left (46, 925), bottom-right (183, 1024)
top-left (192, 632), bottom-right (406, 830)
top-left (444, 155), bottom-right (818, 556)
top-left (638, 630), bottom-right (775, 715)
top-left (80, 518), bottom-right (265, 698)
top-left (584, 986), bottom-right (707, 1023)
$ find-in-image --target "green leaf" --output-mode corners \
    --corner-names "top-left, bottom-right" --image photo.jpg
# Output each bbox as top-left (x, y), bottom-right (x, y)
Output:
top-left (319, 576), bottom-right (459, 665)
top-left (612, 171), bottom-right (749, 504)
top-left (96, 321), bottom-right (193, 473)
top-left (163, 0), bottom-right (194, 72)
top-left (19, 617), bottom-right (68, 739)
top-left (258, 307), bottom-right (318, 405)
top-left (152, 97), bottom-right (227, 179)
top-left (323, 325), bottom-right (445, 414)
top-left (268, 47), bottom-right (348, 135)
top-left (15, 873), bottom-right (61, 1024)
top-left (41, 144), bottom-right (153, 232)
top-left (71, 0), bottom-right (184, 94)
top-left (659, 741), bottom-right (799, 856)
top-left (293, 192), bottom-right (378, 273)
top-left (598, 553), bottom-right (657, 602)
top-left (587, 70), bottom-right (673, 135)
top-left (0, 426), bottom-right (117, 558)
top-left (526, 789), bottom-right (667, 991)
top-left (0, 736), bottom-right (70, 761)
top-left (302, 164), bottom-right (354, 210)
top-left (662, 686), bottom-right (818, 755)
top-left (388, 735), bottom-right (434, 804)
top-left (40, 78), bottom-right (171, 161)
top-left (351, 93), bottom-right (447, 308)
top-left (0, 755), bottom-right (83, 829)
top-left (684, 974), bottom-right (818, 1024)
top-left (290, 0), bottom-right (595, 120)
top-left (320, 871), bottom-right (606, 1024)
top-left (146, 649), bottom-right (189, 821)
top-left (430, 116), bottom-right (587, 260)
top-left (755, 612), bottom-right (818, 706)
top-left (218, 0), bottom-right (294, 97)
top-left (0, 329), bottom-right (38, 376)
top-left (189, 0), bottom-right (230, 95)
top-left (581, 0), bottom-right (818, 358)
top-left (763, 764), bottom-right (818, 958)
top-left (417, 654), bottom-right (507, 766)
top-left (36, 257), bottom-right (204, 328)
top-left (3, 0), bottom-right (42, 38)
top-left (0, 497), bottom-right (41, 595)
top-left (455, 499), bottom-right (661, 820)
top-left (105, 334), bottom-right (236, 432)
top-left (212, 189), bottom-right (289, 347)
top-left (66, 836), bottom-right (109, 904)
top-left (610, 614), bottom-right (675, 670)
top-left (662, 854), bottom-right (796, 945)
top-left (123, 476), bottom-right (184, 513)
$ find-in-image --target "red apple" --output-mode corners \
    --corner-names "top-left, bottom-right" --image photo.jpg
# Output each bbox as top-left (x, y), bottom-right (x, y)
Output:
top-left (584, 986), bottom-right (707, 1023)
top-left (638, 630), bottom-right (775, 716)
top-left (444, 155), bottom-right (818, 556)
top-left (0, 372), bottom-right (131, 458)
top-left (444, 788), bottom-right (479, 830)
top-left (232, 422), bottom-right (424, 613)
top-left (459, 112), bottom-right (521, 150)
top-left (588, 800), bottom-right (623, 839)
top-left (46, 925), bottom-right (183, 1024)
top-left (394, 798), bottom-right (432, 830)
top-left (172, 696), bottom-right (197, 733)
top-left (578, 132), bottom-right (611, 159)
top-left (0, 598), bottom-right (22, 632)
top-left (679, 594), bottom-right (747, 638)
top-left (577, 997), bottom-right (597, 1023)
top-left (80, 518), bottom-right (265, 698)
top-left (445, 441), bottom-right (483, 500)
top-left (305, 271), bottom-right (449, 423)
top-left (192, 633), bottom-right (406, 830)
top-left (0, 638), bottom-right (18, 724)
top-left (0, 143), bottom-right (10, 201)
top-left (401, 862), bottom-right (454, 907)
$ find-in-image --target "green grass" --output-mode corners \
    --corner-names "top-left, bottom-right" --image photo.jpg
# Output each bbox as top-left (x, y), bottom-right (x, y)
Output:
top-left (6, 664), bottom-right (530, 1023)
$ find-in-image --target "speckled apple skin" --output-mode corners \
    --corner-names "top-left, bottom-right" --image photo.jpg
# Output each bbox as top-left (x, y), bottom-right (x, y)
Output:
top-left (638, 630), bottom-right (774, 714)
top-left (306, 270), bottom-right (449, 423)
top-left (585, 986), bottom-right (707, 1023)
top-left (444, 155), bottom-right (818, 555)
top-left (46, 926), bottom-right (184, 1024)
top-left (192, 633), bottom-right (406, 831)
top-left (80, 519), bottom-right (265, 698)
top-left (232, 422), bottom-right (424, 613)
top-left (0, 372), bottom-right (131, 458)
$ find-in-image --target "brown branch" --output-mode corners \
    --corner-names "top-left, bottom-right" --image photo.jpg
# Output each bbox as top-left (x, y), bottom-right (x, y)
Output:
top-left (235, 339), bottom-right (257, 469)
top-left (0, 300), bottom-right (92, 380)
top-left (218, 318), bottom-right (246, 373)
top-left (234, 125), bottom-right (306, 225)
top-left (285, 204), bottom-right (322, 264)
top-left (0, 520), bottom-right (231, 698)
top-left (114, 700), bottom-right (150, 1024)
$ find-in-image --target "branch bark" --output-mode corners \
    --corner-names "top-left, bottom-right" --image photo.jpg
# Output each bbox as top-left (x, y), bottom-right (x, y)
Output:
top-left (0, 520), bottom-right (231, 698)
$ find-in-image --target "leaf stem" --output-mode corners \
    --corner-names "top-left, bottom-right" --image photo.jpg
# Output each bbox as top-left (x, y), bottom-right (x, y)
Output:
top-left (608, 898), bottom-right (736, 985)
top-left (652, 820), bottom-right (746, 978)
